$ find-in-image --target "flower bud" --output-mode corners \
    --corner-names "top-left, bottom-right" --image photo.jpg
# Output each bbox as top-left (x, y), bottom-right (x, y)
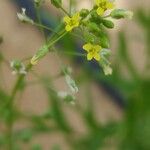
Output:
top-left (80, 9), bottom-right (89, 18)
top-left (99, 33), bottom-right (110, 48)
top-left (90, 11), bottom-right (103, 24)
top-left (57, 91), bottom-right (75, 105)
top-left (88, 22), bottom-right (100, 33)
top-left (31, 45), bottom-right (49, 65)
top-left (61, 66), bottom-right (72, 76)
top-left (111, 9), bottom-right (133, 19)
top-left (103, 65), bottom-right (113, 75)
top-left (17, 8), bottom-right (34, 24)
top-left (100, 48), bottom-right (111, 57)
top-left (10, 60), bottom-right (27, 75)
top-left (65, 75), bottom-right (78, 94)
top-left (102, 19), bottom-right (114, 29)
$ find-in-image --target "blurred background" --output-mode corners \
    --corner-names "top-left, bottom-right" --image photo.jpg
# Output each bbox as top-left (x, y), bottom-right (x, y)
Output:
top-left (0, 0), bottom-right (150, 150)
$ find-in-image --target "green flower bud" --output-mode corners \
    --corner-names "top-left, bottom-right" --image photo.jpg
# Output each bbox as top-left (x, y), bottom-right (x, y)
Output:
top-left (51, 0), bottom-right (62, 8)
top-left (80, 9), bottom-right (89, 18)
top-left (88, 22), bottom-right (100, 33)
top-left (31, 45), bottom-right (49, 65)
top-left (111, 9), bottom-right (133, 19)
top-left (100, 48), bottom-right (111, 57)
top-left (102, 19), bottom-right (114, 29)
top-left (61, 66), bottom-right (72, 76)
top-left (90, 11), bottom-right (103, 24)
top-left (99, 33), bottom-right (110, 48)
top-left (91, 11), bottom-right (97, 18)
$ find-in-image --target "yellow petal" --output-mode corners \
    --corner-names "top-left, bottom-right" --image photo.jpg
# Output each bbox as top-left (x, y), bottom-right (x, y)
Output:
top-left (97, 7), bottom-right (105, 16)
top-left (65, 25), bottom-right (73, 32)
top-left (87, 53), bottom-right (93, 60)
top-left (72, 13), bottom-right (80, 21)
top-left (94, 53), bottom-right (100, 61)
top-left (94, 45), bottom-right (101, 52)
top-left (63, 16), bottom-right (71, 23)
top-left (106, 2), bottom-right (115, 9)
top-left (95, 0), bottom-right (100, 5)
top-left (96, 0), bottom-right (106, 5)
top-left (74, 22), bottom-right (79, 28)
top-left (83, 43), bottom-right (92, 51)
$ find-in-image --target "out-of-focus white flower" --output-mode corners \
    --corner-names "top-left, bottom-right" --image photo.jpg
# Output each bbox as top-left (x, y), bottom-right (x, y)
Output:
top-left (57, 91), bottom-right (75, 105)
top-left (65, 75), bottom-right (78, 94)
top-left (99, 49), bottom-right (113, 75)
top-left (10, 60), bottom-right (27, 75)
top-left (17, 8), bottom-right (34, 24)
top-left (103, 65), bottom-right (113, 75)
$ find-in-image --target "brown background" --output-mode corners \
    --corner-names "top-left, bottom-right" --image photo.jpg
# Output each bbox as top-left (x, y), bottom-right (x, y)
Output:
top-left (0, 0), bottom-right (149, 149)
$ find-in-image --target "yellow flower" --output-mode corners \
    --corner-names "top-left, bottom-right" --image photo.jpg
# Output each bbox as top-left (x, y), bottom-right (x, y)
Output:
top-left (96, 0), bottom-right (115, 16)
top-left (83, 43), bottom-right (102, 61)
top-left (63, 13), bottom-right (80, 32)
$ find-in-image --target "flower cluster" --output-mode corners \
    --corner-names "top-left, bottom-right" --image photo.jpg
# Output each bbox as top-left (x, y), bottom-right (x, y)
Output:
top-left (62, 0), bottom-right (133, 75)
top-left (17, 0), bottom-right (133, 76)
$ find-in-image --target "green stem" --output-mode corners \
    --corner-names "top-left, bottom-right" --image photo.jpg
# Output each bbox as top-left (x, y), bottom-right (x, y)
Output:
top-left (6, 29), bottom-right (67, 149)
top-left (34, 23), bottom-right (59, 35)
top-left (34, 4), bottom-right (48, 42)
top-left (7, 64), bottom-right (32, 150)
top-left (61, 51), bottom-right (86, 57)
top-left (69, 0), bottom-right (72, 14)
top-left (47, 31), bottom-right (67, 48)
top-left (59, 5), bottom-right (71, 17)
